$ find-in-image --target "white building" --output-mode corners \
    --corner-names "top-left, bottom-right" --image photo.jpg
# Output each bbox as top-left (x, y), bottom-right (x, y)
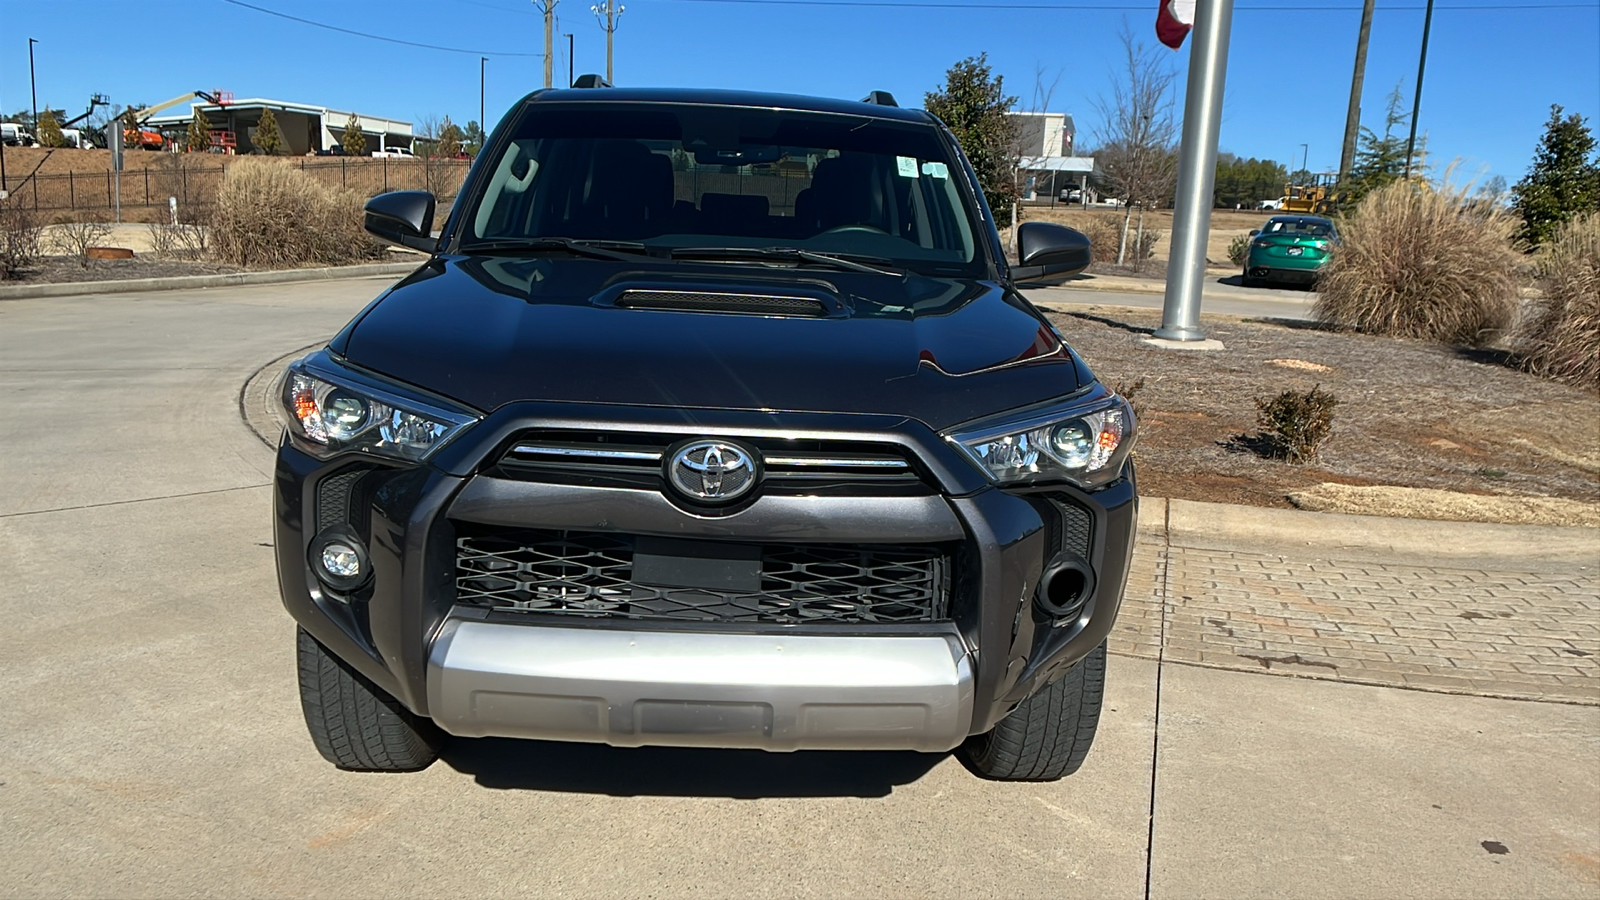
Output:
top-left (1009, 111), bottom-right (1095, 203)
top-left (145, 97), bottom-right (413, 156)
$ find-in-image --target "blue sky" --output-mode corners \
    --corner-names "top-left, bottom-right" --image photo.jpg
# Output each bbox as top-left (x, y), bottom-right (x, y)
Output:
top-left (2, 0), bottom-right (1597, 182)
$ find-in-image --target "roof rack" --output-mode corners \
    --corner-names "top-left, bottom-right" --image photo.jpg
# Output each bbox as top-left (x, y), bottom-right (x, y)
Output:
top-left (572, 74), bottom-right (612, 89)
top-left (860, 91), bottom-right (898, 107)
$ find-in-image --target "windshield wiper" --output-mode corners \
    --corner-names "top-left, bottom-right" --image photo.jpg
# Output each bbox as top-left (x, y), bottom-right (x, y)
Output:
top-left (462, 237), bottom-right (657, 262)
top-left (671, 246), bottom-right (903, 277)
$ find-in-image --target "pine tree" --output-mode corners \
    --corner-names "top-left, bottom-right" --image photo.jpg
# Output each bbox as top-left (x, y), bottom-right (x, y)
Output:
top-left (925, 54), bottom-right (1019, 226)
top-left (1513, 105), bottom-right (1600, 247)
top-left (254, 107), bottom-right (284, 155)
top-left (463, 120), bottom-right (485, 157)
top-left (437, 115), bottom-right (463, 158)
top-left (1344, 85), bottom-right (1410, 205)
top-left (342, 113), bottom-right (366, 156)
top-left (35, 109), bottom-right (64, 148)
top-left (185, 107), bottom-right (212, 153)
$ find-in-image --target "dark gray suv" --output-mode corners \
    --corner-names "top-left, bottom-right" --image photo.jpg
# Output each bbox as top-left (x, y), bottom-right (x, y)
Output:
top-left (275, 81), bottom-right (1137, 781)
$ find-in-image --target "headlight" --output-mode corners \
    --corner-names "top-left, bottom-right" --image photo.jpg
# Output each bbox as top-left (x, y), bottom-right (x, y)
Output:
top-left (280, 357), bottom-right (478, 462)
top-left (948, 393), bottom-right (1135, 489)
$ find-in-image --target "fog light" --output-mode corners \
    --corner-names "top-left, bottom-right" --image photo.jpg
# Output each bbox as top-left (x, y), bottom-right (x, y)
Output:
top-left (320, 542), bottom-right (362, 579)
top-left (308, 527), bottom-right (371, 593)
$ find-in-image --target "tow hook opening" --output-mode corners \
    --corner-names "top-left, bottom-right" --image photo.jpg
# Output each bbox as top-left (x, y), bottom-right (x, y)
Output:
top-left (1036, 555), bottom-right (1095, 620)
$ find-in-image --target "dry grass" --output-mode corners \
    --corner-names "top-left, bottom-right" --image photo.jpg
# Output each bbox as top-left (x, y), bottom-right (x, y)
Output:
top-left (1313, 179), bottom-right (1521, 347)
top-left (1514, 213), bottom-right (1600, 390)
top-left (211, 159), bottom-right (382, 269)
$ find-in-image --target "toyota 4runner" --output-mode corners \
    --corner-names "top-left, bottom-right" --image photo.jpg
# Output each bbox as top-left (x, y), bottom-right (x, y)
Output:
top-left (276, 81), bottom-right (1137, 781)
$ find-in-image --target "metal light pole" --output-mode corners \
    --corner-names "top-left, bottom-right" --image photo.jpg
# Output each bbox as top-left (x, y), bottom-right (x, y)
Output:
top-left (1154, 0), bottom-right (1235, 343)
top-left (1403, 0), bottom-right (1435, 179)
top-left (28, 39), bottom-right (39, 135)
top-left (1338, 0), bottom-right (1376, 184)
top-left (565, 33), bottom-right (574, 86)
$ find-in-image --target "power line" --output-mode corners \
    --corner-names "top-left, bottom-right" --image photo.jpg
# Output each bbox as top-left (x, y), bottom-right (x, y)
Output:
top-left (220, 0), bottom-right (544, 56)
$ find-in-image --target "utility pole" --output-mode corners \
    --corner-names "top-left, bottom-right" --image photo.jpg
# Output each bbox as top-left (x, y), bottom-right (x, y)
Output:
top-left (592, 1), bottom-right (623, 84)
top-left (480, 57), bottom-right (487, 130)
top-left (1300, 143), bottom-right (1309, 175)
top-left (566, 33), bottom-right (574, 87)
top-left (537, 1), bottom-right (558, 88)
top-left (1338, 0), bottom-right (1376, 184)
top-left (1153, 0), bottom-right (1234, 344)
top-left (1403, 0), bottom-right (1435, 179)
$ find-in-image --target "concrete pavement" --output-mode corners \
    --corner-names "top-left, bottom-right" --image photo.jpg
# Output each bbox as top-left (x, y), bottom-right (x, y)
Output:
top-left (1, 278), bottom-right (1595, 898)
top-left (1026, 274), bottom-right (1319, 321)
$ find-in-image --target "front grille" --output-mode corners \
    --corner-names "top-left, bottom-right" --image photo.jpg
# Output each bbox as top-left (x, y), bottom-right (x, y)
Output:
top-left (492, 430), bottom-right (930, 495)
top-left (455, 528), bottom-right (951, 624)
top-left (616, 290), bottom-right (829, 318)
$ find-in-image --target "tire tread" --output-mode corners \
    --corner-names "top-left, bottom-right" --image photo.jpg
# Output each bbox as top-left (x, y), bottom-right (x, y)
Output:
top-left (296, 628), bottom-right (442, 772)
top-left (959, 642), bottom-right (1106, 781)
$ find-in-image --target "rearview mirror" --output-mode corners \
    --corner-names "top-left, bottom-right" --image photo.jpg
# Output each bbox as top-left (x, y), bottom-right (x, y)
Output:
top-left (1249, 229), bottom-right (1260, 237)
top-left (364, 190), bottom-right (437, 253)
top-left (1012, 222), bottom-right (1091, 285)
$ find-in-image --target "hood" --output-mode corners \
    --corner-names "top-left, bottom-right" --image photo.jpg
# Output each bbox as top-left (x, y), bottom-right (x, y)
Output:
top-left (334, 255), bottom-right (1087, 433)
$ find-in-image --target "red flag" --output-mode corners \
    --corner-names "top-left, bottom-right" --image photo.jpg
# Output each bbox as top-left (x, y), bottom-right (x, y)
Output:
top-left (1157, 0), bottom-right (1196, 49)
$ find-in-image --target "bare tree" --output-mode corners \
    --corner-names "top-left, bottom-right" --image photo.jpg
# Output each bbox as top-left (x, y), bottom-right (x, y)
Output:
top-left (46, 218), bottom-right (113, 267)
top-left (1090, 21), bottom-right (1179, 266)
top-left (1005, 66), bottom-right (1063, 253)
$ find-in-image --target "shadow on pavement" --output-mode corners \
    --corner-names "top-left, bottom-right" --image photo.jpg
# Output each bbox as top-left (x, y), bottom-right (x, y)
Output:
top-left (441, 737), bottom-right (946, 798)
top-left (1243, 316), bottom-right (1340, 332)
top-left (1059, 310), bottom-right (1154, 335)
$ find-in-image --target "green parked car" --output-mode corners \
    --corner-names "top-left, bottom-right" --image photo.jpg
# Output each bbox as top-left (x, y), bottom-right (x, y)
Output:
top-left (1243, 215), bottom-right (1338, 288)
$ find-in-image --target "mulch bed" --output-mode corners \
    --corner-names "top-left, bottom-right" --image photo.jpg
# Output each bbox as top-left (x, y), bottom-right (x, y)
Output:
top-left (1047, 306), bottom-right (1600, 509)
top-left (6, 255), bottom-right (243, 284)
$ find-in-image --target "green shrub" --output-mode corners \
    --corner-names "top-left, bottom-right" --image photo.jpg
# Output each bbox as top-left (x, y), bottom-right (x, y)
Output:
top-left (211, 159), bottom-right (381, 269)
top-left (1254, 386), bottom-right (1338, 464)
top-left (1514, 212), bottom-right (1600, 389)
top-left (1313, 179), bottom-right (1521, 346)
top-left (1227, 233), bottom-right (1250, 267)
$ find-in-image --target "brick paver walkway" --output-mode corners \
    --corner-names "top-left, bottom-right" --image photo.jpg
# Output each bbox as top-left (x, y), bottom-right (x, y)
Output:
top-left (1112, 526), bottom-right (1600, 704)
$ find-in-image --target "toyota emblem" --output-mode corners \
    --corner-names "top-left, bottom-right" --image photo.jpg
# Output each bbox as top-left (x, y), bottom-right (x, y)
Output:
top-left (667, 440), bottom-right (757, 502)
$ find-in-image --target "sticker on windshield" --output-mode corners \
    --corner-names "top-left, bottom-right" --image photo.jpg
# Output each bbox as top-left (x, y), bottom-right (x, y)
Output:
top-left (921, 161), bottom-right (949, 179)
top-left (896, 156), bottom-right (920, 178)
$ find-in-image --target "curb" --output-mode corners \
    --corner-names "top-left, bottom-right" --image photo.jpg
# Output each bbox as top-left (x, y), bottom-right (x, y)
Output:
top-left (0, 261), bottom-right (421, 301)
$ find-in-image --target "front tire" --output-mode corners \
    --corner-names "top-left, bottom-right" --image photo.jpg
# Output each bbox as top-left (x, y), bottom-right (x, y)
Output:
top-left (959, 641), bottom-right (1106, 781)
top-left (296, 627), bottom-right (443, 772)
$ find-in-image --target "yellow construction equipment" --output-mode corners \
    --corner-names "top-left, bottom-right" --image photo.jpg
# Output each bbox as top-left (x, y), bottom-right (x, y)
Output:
top-left (1279, 173), bottom-right (1338, 214)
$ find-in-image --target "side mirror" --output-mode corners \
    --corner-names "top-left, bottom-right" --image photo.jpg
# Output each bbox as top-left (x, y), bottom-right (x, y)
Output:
top-left (1013, 222), bottom-right (1091, 285)
top-left (1248, 228), bottom-right (1260, 237)
top-left (364, 190), bottom-right (437, 253)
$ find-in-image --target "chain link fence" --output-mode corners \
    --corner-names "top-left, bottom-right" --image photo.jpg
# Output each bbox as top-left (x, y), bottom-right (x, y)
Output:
top-left (4, 156), bottom-right (471, 223)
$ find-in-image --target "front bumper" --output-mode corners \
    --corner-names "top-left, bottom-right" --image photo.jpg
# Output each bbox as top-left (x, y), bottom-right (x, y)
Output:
top-left (276, 399), bottom-right (1137, 752)
top-left (429, 619), bottom-right (974, 751)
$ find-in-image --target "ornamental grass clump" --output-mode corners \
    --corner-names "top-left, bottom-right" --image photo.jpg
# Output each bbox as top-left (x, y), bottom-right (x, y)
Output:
top-left (1313, 178), bottom-right (1521, 346)
top-left (1514, 212), bottom-right (1600, 390)
top-left (1254, 386), bottom-right (1338, 464)
top-left (212, 159), bottom-right (381, 269)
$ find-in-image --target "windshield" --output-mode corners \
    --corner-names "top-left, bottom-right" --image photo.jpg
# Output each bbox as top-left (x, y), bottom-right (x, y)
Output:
top-left (459, 103), bottom-right (983, 276)
top-left (1264, 218), bottom-right (1334, 237)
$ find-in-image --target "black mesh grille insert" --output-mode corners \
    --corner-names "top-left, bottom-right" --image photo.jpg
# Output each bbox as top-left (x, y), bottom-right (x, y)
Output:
top-left (1055, 500), bottom-right (1092, 559)
top-left (316, 469), bottom-right (368, 532)
top-left (616, 290), bottom-right (828, 317)
top-left (455, 528), bottom-right (950, 624)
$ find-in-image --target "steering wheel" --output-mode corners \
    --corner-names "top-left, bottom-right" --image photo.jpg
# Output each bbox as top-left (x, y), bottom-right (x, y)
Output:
top-left (821, 224), bottom-right (888, 235)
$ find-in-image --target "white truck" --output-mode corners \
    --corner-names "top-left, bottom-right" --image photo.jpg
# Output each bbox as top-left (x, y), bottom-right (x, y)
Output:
top-left (1, 123), bottom-right (36, 146)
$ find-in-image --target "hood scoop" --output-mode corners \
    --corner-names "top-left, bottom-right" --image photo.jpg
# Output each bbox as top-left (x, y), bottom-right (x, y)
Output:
top-left (609, 288), bottom-right (841, 318)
